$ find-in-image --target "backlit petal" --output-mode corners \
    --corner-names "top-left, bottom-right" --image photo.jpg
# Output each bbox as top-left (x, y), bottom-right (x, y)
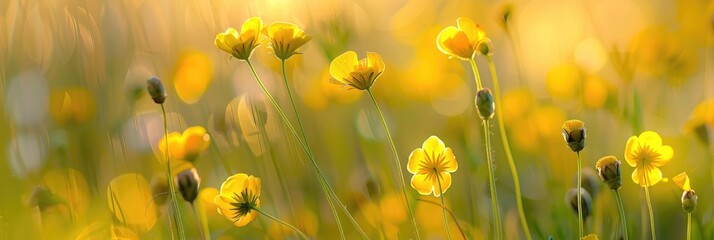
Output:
top-left (433, 172), bottom-right (452, 197)
top-left (411, 173), bottom-right (435, 196)
top-left (436, 26), bottom-right (460, 57)
top-left (456, 17), bottom-right (484, 44)
top-left (651, 145), bottom-right (673, 167)
top-left (422, 136), bottom-right (446, 159)
top-left (407, 148), bottom-right (426, 174)
top-left (441, 147), bottom-right (458, 172)
top-left (631, 165), bottom-right (662, 187)
top-left (329, 51), bottom-right (358, 81)
top-left (219, 173), bottom-right (248, 197)
top-left (241, 17), bottom-right (263, 36)
top-left (638, 131), bottom-right (662, 148)
top-left (366, 52), bottom-right (385, 74)
top-left (672, 172), bottom-right (690, 190)
top-left (624, 136), bottom-right (638, 167)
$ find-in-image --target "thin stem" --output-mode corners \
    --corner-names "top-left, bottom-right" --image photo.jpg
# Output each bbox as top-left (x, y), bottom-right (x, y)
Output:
top-left (190, 204), bottom-right (206, 240)
top-left (576, 152), bottom-right (583, 238)
top-left (485, 56), bottom-right (532, 240)
top-left (161, 104), bottom-right (186, 240)
top-left (687, 213), bottom-right (692, 240)
top-left (614, 190), bottom-right (629, 240)
top-left (367, 89), bottom-right (421, 239)
top-left (253, 208), bottom-right (310, 240)
top-left (244, 60), bottom-right (367, 239)
top-left (436, 171), bottom-right (452, 240)
top-left (416, 199), bottom-right (467, 240)
top-left (468, 58), bottom-right (483, 90)
top-left (643, 180), bottom-right (656, 240)
top-left (483, 120), bottom-right (502, 240)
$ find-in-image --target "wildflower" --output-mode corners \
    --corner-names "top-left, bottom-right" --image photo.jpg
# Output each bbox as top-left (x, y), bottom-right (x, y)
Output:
top-left (595, 156), bottom-right (622, 190)
top-left (173, 51), bottom-right (213, 104)
top-left (683, 99), bottom-right (714, 145)
top-left (146, 77), bottom-right (167, 104)
top-left (329, 51), bottom-right (385, 90)
top-left (158, 126), bottom-right (211, 162)
top-left (176, 168), bottom-right (200, 203)
top-left (475, 88), bottom-right (495, 120)
top-left (562, 119), bottom-right (586, 152)
top-left (214, 17), bottom-right (264, 60)
top-left (624, 131), bottom-right (673, 186)
top-left (214, 173), bottom-right (261, 227)
top-left (436, 17), bottom-right (487, 60)
top-left (267, 22), bottom-right (312, 60)
top-left (565, 188), bottom-right (592, 220)
top-left (407, 136), bottom-right (458, 197)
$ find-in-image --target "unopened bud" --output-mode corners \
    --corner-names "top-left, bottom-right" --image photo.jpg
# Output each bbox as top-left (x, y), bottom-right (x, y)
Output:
top-left (365, 179), bottom-right (380, 202)
top-left (565, 187), bottom-right (592, 221)
top-left (176, 168), bottom-right (201, 203)
top-left (475, 88), bottom-right (495, 120)
top-left (595, 156), bottom-right (622, 190)
top-left (477, 38), bottom-right (494, 56)
top-left (682, 189), bottom-right (697, 213)
top-left (562, 119), bottom-right (586, 152)
top-left (146, 77), bottom-right (167, 104)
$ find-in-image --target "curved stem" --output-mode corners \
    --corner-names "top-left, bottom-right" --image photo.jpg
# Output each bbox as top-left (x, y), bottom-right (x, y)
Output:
top-left (643, 183), bottom-right (656, 240)
top-left (687, 212), bottom-right (691, 240)
top-left (367, 89), bottom-right (421, 239)
top-left (436, 171), bottom-right (452, 240)
top-left (245, 60), bottom-right (367, 239)
top-left (416, 199), bottom-right (467, 240)
top-left (483, 120), bottom-right (502, 240)
top-left (614, 190), bottom-right (629, 240)
top-left (253, 207), bottom-right (310, 240)
top-left (576, 152), bottom-right (583, 238)
top-left (161, 104), bottom-right (186, 240)
top-left (485, 56), bottom-right (532, 240)
top-left (468, 58), bottom-right (483, 90)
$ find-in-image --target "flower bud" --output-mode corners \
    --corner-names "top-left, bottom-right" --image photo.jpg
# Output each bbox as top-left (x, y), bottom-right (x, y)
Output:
top-left (562, 119), bottom-right (586, 152)
top-left (595, 156), bottom-right (622, 190)
top-left (475, 88), bottom-right (495, 120)
top-left (176, 168), bottom-right (201, 203)
top-left (565, 187), bottom-right (592, 220)
top-left (681, 189), bottom-right (697, 213)
top-left (146, 77), bottom-right (167, 104)
top-left (150, 174), bottom-right (169, 205)
top-left (476, 38), bottom-right (494, 56)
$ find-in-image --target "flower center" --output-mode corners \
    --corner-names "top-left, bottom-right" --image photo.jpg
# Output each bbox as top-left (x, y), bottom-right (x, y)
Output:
top-left (229, 188), bottom-right (259, 221)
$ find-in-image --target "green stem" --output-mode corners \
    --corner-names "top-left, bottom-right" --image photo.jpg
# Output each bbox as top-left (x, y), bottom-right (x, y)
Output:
top-left (483, 120), bottom-right (502, 240)
top-left (253, 207), bottom-right (310, 240)
top-left (687, 212), bottom-right (691, 240)
top-left (576, 152), bottom-right (583, 238)
top-left (485, 56), bottom-right (532, 240)
top-left (190, 204), bottom-right (206, 240)
top-left (468, 58), bottom-right (484, 90)
top-left (614, 190), bottom-right (629, 240)
top-left (643, 182), bottom-right (656, 240)
top-left (245, 60), bottom-right (366, 239)
top-left (161, 104), bottom-right (186, 240)
top-left (367, 89), bottom-right (421, 239)
top-left (436, 170), bottom-right (452, 240)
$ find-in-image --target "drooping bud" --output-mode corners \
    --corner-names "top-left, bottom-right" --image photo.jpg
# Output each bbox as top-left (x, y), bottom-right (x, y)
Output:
top-left (595, 156), bottom-right (622, 190)
top-left (475, 88), bottom-right (495, 120)
top-left (562, 119), bottom-right (586, 152)
top-left (146, 77), bottom-right (167, 104)
top-left (176, 168), bottom-right (201, 203)
top-left (575, 168), bottom-right (601, 200)
top-left (476, 38), bottom-right (494, 56)
top-left (681, 189), bottom-right (697, 213)
top-left (565, 187), bottom-right (592, 221)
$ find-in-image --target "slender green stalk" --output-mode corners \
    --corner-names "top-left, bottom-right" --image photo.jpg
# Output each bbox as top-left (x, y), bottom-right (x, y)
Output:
top-left (161, 104), bottom-right (186, 240)
top-left (416, 199), bottom-right (467, 240)
top-left (483, 120), bottom-right (502, 240)
top-left (244, 60), bottom-right (367, 239)
top-left (576, 152), bottom-right (583, 238)
top-left (366, 89), bottom-right (421, 239)
top-left (468, 58), bottom-right (484, 90)
top-left (485, 56), bottom-right (532, 240)
top-left (253, 207), bottom-right (310, 240)
top-left (190, 204), bottom-right (206, 240)
top-left (614, 190), bottom-right (629, 240)
top-left (643, 179), bottom-right (656, 240)
top-left (436, 171), bottom-right (452, 240)
top-left (687, 213), bottom-right (692, 240)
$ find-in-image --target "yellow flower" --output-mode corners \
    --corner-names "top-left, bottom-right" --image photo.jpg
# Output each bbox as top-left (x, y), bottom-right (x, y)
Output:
top-left (407, 136), bottom-right (458, 197)
top-left (624, 131), bottom-right (674, 187)
top-left (683, 99), bottom-right (714, 134)
top-left (329, 51), bottom-right (385, 90)
top-left (595, 156), bottom-right (622, 190)
top-left (562, 119), bottom-right (586, 152)
top-left (436, 17), bottom-right (487, 60)
top-left (158, 126), bottom-right (211, 162)
top-left (214, 173), bottom-right (261, 227)
top-left (267, 22), bottom-right (312, 60)
top-left (214, 17), bottom-right (264, 60)
top-left (673, 172), bottom-right (691, 191)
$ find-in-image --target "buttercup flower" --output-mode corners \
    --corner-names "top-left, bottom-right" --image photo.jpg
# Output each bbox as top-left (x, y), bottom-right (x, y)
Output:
top-left (329, 51), bottom-right (385, 90)
top-left (595, 156), bottom-right (622, 190)
top-left (436, 17), bottom-right (488, 60)
top-left (407, 136), bottom-right (458, 197)
top-left (268, 22), bottom-right (312, 60)
top-left (214, 17), bottom-right (264, 60)
top-left (624, 131), bottom-right (673, 187)
top-left (562, 119), bottom-right (586, 152)
top-left (214, 173), bottom-right (261, 227)
top-left (158, 126), bottom-right (211, 162)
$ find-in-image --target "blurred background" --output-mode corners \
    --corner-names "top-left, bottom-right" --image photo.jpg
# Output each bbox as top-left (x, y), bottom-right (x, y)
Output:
top-left (1, 0), bottom-right (714, 239)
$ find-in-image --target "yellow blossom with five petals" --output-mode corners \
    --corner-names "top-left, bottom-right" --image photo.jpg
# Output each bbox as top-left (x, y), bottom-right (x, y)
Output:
top-left (329, 51), bottom-right (385, 90)
top-left (407, 136), bottom-right (458, 197)
top-left (214, 17), bottom-right (264, 60)
top-left (267, 22), bottom-right (312, 60)
top-left (436, 17), bottom-right (487, 60)
top-left (624, 131), bottom-right (673, 187)
top-left (214, 173), bottom-right (261, 227)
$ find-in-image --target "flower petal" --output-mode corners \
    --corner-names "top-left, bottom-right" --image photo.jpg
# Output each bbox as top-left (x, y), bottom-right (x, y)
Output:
top-left (433, 172), bottom-right (452, 197)
top-left (366, 52), bottom-right (385, 75)
top-left (268, 22), bottom-right (296, 39)
top-left (436, 26), bottom-right (460, 57)
top-left (410, 173), bottom-right (435, 196)
top-left (241, 17), bottom-right (263, 36)
top-left (631, 165), bottom-right (662, 187)
top-left (219, 173), bottom-right (248, 197)
top-left (441, 147), bottom-right (458, 172)
top-left (672, 172), bottom-right (690, 190)
top-left (407, 148), bottom-right (426, 174)
top-left (651, 145), bottom-right (673, 167)
top-left (329, 51), bottom-right (358, 82)
top-left (234, 210), bottom-right (258, 227)
top-left (422, 136), bottom-right (446, 160)
top-left (638, 131), bottom-right (662, 148)
top-left (624, 136), bottom-right (638, 167)
top-left (456, 17), bottom-right (484, 45)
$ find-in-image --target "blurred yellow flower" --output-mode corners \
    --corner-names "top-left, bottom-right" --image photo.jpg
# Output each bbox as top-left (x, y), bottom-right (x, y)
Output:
top-left (49, 88), bottom-right (95, 125)
top-left (268, 22), bottom-right (312, 60)
top-left (329, 51), bottom-right (385, 90)
top-left (173, 51), bottom-right (213, 104)
top-left (546, 63), bottom-right (583, 101)
top-left (214, 173), bottom-right (261, 227)
top-left (107, 173), bottom-right (157, 232)
top-left (683, 99), bottom-right (714, 134)
top-left (436, 17), bottom-right (487, 60)
top-left (158, 126), bottom-right (211, 162)
top-left (624, 131), bottom-right (673, 187)
top-left (673, 172), bottom-right (691, 191)
top-left (407, 136), bottom-right (458, 197)
top-left (214, 17), bottom-right (264, 60)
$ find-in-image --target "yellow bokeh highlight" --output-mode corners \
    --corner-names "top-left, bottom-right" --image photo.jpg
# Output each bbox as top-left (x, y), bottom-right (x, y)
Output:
top-left (40, 168), bottom-right (90, 223)
top-left (173, 51), bottom-right (213, 104)
top-left (106, 173), bottom-right (157, 232)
